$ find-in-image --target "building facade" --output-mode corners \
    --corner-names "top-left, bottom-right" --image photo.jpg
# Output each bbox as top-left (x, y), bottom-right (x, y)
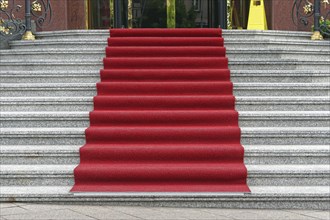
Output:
top-left (3, 0), bottom-right (328, 33)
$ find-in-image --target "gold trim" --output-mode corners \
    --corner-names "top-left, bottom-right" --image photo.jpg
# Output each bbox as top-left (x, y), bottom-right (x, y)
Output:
top-left (110, 0), bottom-right (114, 28)
top-left (167, 0), bottom-right (175, 28)
top-left (128, 0), bottom-right (133, 28)
top-left (22, 31), bottom-right (36, 40)
top-left (84, 0), bottom-right (89, 29)
top-left (311, 31), bottom-right (324, 40)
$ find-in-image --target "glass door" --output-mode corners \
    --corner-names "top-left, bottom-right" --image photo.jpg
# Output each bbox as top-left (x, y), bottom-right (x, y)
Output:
top-left (228, 0), bottom-right (250, 29)
top-left (128, 0), bottom-right (226, 28)
top-left (89, 0), bottom-right (112, 29)
top-left (88, 0), bottom-right (227, 29)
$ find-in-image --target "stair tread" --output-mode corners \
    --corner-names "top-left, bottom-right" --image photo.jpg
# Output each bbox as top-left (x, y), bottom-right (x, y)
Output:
top-left (1, 145), bottom-right (329, 155)
top-left (1, 111), bottom-right (329, 117)
top-left (2, 60), bottom-right (329, 64)
top-left (0, 186), bottom-right (329, 196)
top-left (1, 69), bottom-right (329, 74)
top-left (1, 82), bottom-right (329, 88)
top-left (1, 127), bottom-right (329, 134)
top-left (1, 164), bottom-right (329, 174)
top-left (1, 96), bottom-right (329, 103)
top-left (2, 48), bottom-right (330, 53)
top-left (10, 37), bottom-right (330, 44)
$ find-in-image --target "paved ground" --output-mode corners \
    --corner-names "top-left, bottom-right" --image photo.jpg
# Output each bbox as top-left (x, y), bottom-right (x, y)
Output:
top-left (0, 203), bottom-right (329, 220)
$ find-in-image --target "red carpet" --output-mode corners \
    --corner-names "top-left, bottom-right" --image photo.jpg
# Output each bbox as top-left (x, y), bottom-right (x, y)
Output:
top-left (71, 28), bottom-right (250, 193)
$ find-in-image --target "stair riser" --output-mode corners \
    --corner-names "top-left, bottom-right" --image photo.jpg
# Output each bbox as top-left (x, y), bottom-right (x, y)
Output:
top-left (1, 89), bottom-right (329, 97)
top-left (9, 44), bottom-right (107, 50)
top-left (0, 156), bottom-right (79, 165)
top-left (1, 63), bottom-right (328, 71)
top-left (1, 103), bottom-right (329, 111)
top-left (0, 120), bottom-right (89, 128)
top-left (242, 137), bottom-right (330, 145)
top-left (0, 136), bottom-right (328, 145)
top-left (229, 63), bottom-right (329, 71)
top-left (36, 36), bottom-right (109, 40)
top-left (239, 120), bottom-right (330, 127)
top-left (226, 44), bottom-right (330, 51)
top-left (0, 195), bottom-right (328, 210)
top-left (229, 54), bottom-right (330, 61)
top-left (0, 54), bottom-right (105, 61)
top-left (35, 33), bottom-right (312, 41)
top-left (0, 64), bottom-right (103, 71)
top-left (245, 156), bottom-right (330, 165)
top-left (2, 53), bottom-right (329, 62)
top-left (231, 76), bottom-right (330, 83)
top-left (9, 43), bottom-right (327, 51)
top-left (1, 119), bottom-right (329, 128)
top-left (1, 75), bottom-right (328, 84)
top-left (1, 155), bottom-right (329, 165)
top-left (1, 175), bottom-right (328, 187)
top-left (0, 90), bottom-right (97, 97)
top-left (0, 137), bottom-right (85, 145)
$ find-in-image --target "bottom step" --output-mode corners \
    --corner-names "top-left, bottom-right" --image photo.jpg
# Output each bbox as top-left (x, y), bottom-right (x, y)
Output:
top-left (0, 186), bottom-right (329, 210)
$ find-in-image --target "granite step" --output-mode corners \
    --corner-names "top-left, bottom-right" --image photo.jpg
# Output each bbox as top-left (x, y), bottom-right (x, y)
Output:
top-left (1, 60), bottom-right (328, 71)
top-left (9, 38), bottom-right (330, 50)
top-left (0, 127), bottom-right (329, 145)
top-left (1, 111), bottom-right (329, 128)
top-left (1, 83), bottom-right (328, 97)
top-left (1, 145), bottom-right (329, 165)
top-left (1, 48), bottom-right (329, 61)
top-left (0, 70), bottom-right (328, 84)
top-left (0, 164), bottom-right (328, 186)
top-left (34, 30), bottom-right (314, 41)
top-left (0, 185), bottom-right (329, 209)
top-left (230, 70), bottom-right (330, 83)
top-left (1, 96), bottom-right (328, 111)
top-left (0, 70), bottom-right (100, 84)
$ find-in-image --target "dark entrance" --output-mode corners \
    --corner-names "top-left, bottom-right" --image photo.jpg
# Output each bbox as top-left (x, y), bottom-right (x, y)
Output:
top-left (88, 0), bottom-right (227, 29)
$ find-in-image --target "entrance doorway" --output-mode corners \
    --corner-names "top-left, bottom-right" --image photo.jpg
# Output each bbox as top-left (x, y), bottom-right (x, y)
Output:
top-left (88, 0), bottom-right (228, 29)
top-left (229, 0), bottom-right (250, 29)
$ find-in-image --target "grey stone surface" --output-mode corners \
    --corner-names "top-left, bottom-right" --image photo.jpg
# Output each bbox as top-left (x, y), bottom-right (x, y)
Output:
top-left (1, 164), bottom-right (329, 186)
top-left (0, 48), bottom-right (105, 61)
top-left (32, 29), bottom-right (314, 41)
top-left (244, 145), bottom-right (330, 165)
top-left (241, 127), bottom-right (330, 145)
top-left (1, 29), bottom-right (330, 209)
top-left (0, 83), bottom-right (97, 97)
top-left (1, 83), bottom-right (329, 97)
top-left (302, 211), bottom-right (330, 219)
top-left (8, 37), bottom-right (330, 51)
top-left (230, 70), bottom-right (330, 83)
top-left (1, 204), bottom-right (329, 220)
top-left (228, 60), bottom-right (330, 71)
top-left (0, 60), bottom-right (103, 71)
top-left (1, 145), bottom-right (329, 165)
top-left (67, 205), bottom-right (142, 220)
top-left (236, 96), bottom-right (330, 111)
top-left (0, 127), bottom-right (329, 145)
top-left (1, 111), bottom-right (329, 128)
top-left (1, 69), bottom-right (328, 84)
top-left (202, 209), bottom-right (320, 220)
top-left (3, 209), bottom-right (95, 220)
top-left (1, 96), bottom-right (329, 112)
top-left (239, 111), bottom-right (330, 127)
top-left (234, 83), bottom-right (330, 96)
top-left (2, 47), bottom-right (330, 61)
top-left (0, 186), bottom-right (329, 209)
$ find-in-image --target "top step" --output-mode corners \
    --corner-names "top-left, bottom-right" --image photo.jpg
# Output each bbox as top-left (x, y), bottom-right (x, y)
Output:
top-left (110, 28), bottom-right (222, 38)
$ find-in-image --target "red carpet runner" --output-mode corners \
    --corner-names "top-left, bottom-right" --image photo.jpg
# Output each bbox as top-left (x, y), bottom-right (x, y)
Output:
top-left (71, 28), bottom-right (250, 192)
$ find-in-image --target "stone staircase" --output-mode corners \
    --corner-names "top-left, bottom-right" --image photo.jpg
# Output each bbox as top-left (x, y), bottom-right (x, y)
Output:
top-left (0, 30), bottom-right (329, 209)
